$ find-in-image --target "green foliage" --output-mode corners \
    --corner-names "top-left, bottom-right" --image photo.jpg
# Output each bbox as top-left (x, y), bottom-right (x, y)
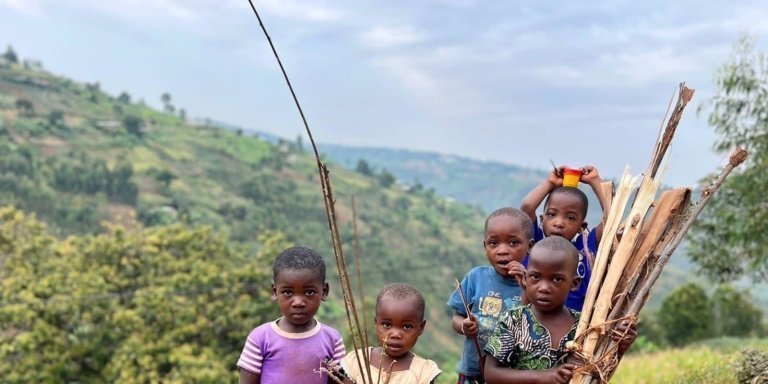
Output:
top-left (689, 36), bottom-right (768, 282)
top-left (123, 115), bottom-right (144, 138)
top-left (3, 45), bottom-right (18, 63)
top-left (613, 338), bottom-right (768, 384)
top-left (47, 109), bottom-right (65, 129)
top-left (14, 98), bottom-right (34, 117)
top-left (117, 91), bottom-right (131, 104)
top-left (0, 206), bottom-right (286, 383)
top-left (355, 159), bottom-right (373, 176)
top-left (377, 169), bottom-right (396, 188)
top-left (712, 285), bottom-right (764, 338)
top-left (660, 283), bottom-right (713, 346)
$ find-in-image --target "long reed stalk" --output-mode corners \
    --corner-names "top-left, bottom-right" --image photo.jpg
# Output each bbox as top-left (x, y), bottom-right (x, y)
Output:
top-left (245, 1), bottom-right (371, 381)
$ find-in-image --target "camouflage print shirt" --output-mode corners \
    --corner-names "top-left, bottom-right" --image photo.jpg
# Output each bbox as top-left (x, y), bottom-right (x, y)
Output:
top-left (484, 304), bottom-right (580, 370)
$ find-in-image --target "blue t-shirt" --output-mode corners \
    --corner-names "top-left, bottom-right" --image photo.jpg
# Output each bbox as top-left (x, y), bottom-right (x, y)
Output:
top-left (529, 219), bottom-right (598, 311)
top-left (447, 266), bottom-right (523, 377)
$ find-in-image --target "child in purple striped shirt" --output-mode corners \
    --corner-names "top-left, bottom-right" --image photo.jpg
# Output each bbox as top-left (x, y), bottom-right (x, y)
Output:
top-left (237, 246), bottom-right (346, 384)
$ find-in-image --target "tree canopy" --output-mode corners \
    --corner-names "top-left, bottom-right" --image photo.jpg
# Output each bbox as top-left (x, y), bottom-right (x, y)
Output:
top-left (0, 207), bottom-right (286, 383)
top-left (688, 36), bottom-right (768, 282)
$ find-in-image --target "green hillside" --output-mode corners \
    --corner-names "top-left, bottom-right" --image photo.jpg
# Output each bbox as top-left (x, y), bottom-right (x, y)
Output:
top-left (321, 144), bottom-right (546, 215)
top-left (0, 58), bottom-right (487, 373)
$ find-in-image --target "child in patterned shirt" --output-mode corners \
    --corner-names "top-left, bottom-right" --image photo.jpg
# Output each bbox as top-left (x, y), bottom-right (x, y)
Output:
top-left (483, 237), bottom-right (636, 384)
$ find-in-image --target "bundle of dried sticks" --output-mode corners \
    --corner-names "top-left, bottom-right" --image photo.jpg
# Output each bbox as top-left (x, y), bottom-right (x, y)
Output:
top-left (567, 84), bottom-right (749, 383)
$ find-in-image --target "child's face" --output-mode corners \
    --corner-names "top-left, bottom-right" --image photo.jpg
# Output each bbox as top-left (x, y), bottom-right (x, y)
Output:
top-left (541, 192), bottom-right (586, 240)
top-left (272, 268), bottom-right (328, 332)
top-left (524, 247), bottom-right (579, 314)
top-left (484, 215), bottom-right (532, 278)
top-left (374, 295), bottom-right (425, 359)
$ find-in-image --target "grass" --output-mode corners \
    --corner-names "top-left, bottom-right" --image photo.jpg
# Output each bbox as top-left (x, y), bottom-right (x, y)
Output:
top-left (612, 337), bottom-right (768, 384)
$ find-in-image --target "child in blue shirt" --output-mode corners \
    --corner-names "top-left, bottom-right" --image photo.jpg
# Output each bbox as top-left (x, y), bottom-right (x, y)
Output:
top-left (520, 165), bottom-right (606, 310)
top-left (447, 207), bottom-right (533, 384)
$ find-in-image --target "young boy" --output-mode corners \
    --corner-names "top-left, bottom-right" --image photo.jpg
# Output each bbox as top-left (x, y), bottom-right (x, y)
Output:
top-left (340, 283), bottom-right (441, 384)
top-left (520, 165), bottom-right (606, 310)
top-left (237, 246), bottom-right (346, 384)
top-left (447, 207), bottom-right (533, 383)
top-left (483, 237), bottom-right (636, 384)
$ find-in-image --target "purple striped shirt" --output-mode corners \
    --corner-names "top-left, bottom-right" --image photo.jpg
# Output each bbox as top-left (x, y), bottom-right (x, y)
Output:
top-left (237, 318), bottom-right (345, 384)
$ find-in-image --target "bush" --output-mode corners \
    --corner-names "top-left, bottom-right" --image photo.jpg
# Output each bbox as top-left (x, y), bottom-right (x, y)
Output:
top-left (734, 349), bottom-right (768, 384)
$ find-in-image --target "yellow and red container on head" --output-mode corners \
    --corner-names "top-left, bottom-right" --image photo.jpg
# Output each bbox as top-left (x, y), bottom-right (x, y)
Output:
top-left (562, 167), bottom-right (582, 188)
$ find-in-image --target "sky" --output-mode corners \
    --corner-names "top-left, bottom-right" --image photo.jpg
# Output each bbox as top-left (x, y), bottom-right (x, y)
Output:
top-left (2, 0), bottom-right (767, 186)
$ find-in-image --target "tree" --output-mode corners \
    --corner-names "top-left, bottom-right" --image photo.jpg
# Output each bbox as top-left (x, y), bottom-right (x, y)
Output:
top-left (659, 283), bottom-right (713, 346)
top-left (355, 159), bottom-right (373, 176)
top-left (711, 284), bottom-right (764, 337)
top-left (688, 36), bottom-right (768, 282)
top-left (123, 115), bottom-right (144, 138)
top-left (2, 45), bottom-right (18, 63)
top-left (14, 98), bottom-right (34, 117)
top-left (154, 169), bottom-right (177, 188)
top-left (378, 169), bottom-right (396, 188)
top-left (117, 92), bottom-right (131, 104)
top-left (179, 108), bottom-right (187, 122)
top-left (85, 82), bottom-right (101, 103)
top-left (161, 92), bottom-right (174, 114)
top-left (47, 109), bottom-right (65, 128)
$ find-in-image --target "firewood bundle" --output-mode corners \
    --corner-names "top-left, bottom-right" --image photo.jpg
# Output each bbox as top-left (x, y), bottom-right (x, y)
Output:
top-left (568, 84), bottom-right (749, 384)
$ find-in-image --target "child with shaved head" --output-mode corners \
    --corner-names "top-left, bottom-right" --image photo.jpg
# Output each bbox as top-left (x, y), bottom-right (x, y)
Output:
top-left (339, 283), bottom-right (441, 384)
top-left (483, 237), bottom-right (636, 384)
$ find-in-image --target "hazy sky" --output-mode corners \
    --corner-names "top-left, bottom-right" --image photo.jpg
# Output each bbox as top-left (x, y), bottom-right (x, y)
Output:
top-left (2, 0), bottom-right (767, 185)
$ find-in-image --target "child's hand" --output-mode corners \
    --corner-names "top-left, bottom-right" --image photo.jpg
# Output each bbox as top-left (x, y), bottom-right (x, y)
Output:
top-left (580, 165), bottom-right (601, 184)
top-left (612, 320), bottom-right (638, 355)
top-left (461, 314), bottom-right (479, 339)
top-left (543, 363), bottom-right (576, 384)
top-left (507, 261), bottom-right (527, 285)
top-left (547, 166), bottom-right (566, 187)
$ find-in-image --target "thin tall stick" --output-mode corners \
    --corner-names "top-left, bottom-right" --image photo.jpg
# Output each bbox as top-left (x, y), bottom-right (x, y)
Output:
top-left (455, 279), bottom-right (485, 377)
top-left (351, 195), bottom-right (373, 383)
top-left (245, 1), bottom-right (370, 380)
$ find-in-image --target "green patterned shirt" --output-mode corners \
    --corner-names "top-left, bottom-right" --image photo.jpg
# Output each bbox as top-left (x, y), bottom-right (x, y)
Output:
top-left (484, 304), bottom-right (580, 370)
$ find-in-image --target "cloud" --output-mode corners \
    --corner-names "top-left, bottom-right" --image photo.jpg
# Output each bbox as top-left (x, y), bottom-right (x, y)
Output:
top-left (360, 26), bottom-right (427, 49)
top-left (0, 0), bottom-right (43, 16)
top-left (258, 0), bottom-right (345, 23)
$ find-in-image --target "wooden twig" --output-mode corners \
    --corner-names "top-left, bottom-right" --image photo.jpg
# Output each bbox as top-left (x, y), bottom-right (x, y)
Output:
top-left (351, 195), bottom-right (373, 383)
top-left (646, 83), bottom-right (694, 180)
top-left (454, 279), bottom-right (485, 377)
top-left (245, 2), bottom-right (371, 381)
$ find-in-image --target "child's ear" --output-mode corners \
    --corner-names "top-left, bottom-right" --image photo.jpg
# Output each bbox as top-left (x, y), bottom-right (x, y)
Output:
top-left (527, 239), bottom-right (534, 248)
top-left (571, 277), bottom-right (581, 291)
top-left (580, 221), bottom-right (588, 231)
top-left (271, 282), bottom-right (278, 301)
top-left (419, 319), bottom-right (426, 335)
top-left (482, 240), bottom-right (487, 248)
top-left (321, 282), bottom-right (329, 301)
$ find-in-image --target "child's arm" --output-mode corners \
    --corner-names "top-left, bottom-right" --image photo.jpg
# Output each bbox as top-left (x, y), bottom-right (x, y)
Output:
top-left (239, 370), bottom-right (260, 384)
top-left (452, 311), bottom-right (479, 338)
top-left (521, 167), bottom-right (564, 222)
top-left (484, 356), bottom-right (575, 384)
top-left (580, 166), bottom-right (606, 243)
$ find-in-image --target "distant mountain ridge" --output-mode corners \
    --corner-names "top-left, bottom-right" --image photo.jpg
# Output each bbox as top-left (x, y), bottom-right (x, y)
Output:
top-left (320, 144), bottom-right (544, 211)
